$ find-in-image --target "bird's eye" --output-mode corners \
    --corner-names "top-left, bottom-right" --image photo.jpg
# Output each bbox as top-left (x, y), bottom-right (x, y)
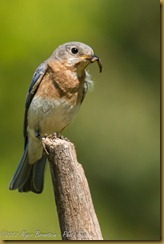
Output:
top-left (71, 47), bottom-right (79, 54)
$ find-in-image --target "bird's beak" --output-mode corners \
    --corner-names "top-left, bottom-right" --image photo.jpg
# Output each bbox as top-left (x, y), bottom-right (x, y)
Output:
top-left (90, 54), bottom-right (103, 73)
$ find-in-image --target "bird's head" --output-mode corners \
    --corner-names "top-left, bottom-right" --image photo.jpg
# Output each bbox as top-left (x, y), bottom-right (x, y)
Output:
top-left (52, 42), bottom-right (102, 76)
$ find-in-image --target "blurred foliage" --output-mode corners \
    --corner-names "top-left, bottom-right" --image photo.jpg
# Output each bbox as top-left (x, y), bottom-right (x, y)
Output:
top-left (0, 0), bottom-right (160, 241)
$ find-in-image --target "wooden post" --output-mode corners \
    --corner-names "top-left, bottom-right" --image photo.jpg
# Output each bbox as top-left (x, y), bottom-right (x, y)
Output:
top-left (42, 134), bottom-right (103, 240)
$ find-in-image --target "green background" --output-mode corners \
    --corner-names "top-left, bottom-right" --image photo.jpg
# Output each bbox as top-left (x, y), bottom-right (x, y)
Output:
top-left (0, 0), bottom-right (160, 240)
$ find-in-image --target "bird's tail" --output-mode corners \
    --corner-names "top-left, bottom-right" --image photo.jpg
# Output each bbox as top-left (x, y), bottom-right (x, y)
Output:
top-left (9, 143), bottom-right (47, 194)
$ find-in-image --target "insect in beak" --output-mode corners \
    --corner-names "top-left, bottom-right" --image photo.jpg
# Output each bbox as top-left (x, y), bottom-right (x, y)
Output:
top-left (90, 54), bottom-right (103, 73)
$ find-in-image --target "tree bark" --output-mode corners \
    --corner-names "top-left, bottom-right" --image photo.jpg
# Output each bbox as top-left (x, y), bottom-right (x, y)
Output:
top-left (42, 134), bottom-right (103, 240)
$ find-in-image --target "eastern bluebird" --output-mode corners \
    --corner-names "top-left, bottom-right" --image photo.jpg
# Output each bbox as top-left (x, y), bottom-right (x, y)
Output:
top-left (9, 41), bottom-right (102, 194)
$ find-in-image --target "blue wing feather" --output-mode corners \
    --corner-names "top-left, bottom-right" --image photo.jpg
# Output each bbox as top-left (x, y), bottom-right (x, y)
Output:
top-left (28, 62), bottom-right (48, 93)
top-left (23, 61), bottom-right (48, 142)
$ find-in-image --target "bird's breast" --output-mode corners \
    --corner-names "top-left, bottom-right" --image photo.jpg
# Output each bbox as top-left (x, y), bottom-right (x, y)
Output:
top-left (28, 95), bottom-right (80, 137)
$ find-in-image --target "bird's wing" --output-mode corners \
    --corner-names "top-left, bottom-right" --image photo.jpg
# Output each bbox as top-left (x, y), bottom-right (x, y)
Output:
top-left (23, 61), bottom-right (48, 144)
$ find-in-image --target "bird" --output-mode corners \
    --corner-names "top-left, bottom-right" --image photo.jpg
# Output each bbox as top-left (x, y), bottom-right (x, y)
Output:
top-left (9, 41), bottom-right (102, 194)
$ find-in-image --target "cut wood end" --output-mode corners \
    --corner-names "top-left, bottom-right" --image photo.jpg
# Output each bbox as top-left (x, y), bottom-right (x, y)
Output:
top-left (42, 133), bottom-right (74, 152)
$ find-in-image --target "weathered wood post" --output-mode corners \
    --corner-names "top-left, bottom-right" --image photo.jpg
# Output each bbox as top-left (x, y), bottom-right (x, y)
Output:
top-left (42, 134), bottom-right (103, 240)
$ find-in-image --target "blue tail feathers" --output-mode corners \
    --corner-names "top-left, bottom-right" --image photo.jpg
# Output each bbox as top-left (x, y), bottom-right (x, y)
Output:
top-left (9, 143), bottom-right (47, 194)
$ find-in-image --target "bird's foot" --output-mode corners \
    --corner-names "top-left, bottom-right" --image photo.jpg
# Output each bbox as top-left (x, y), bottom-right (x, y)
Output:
top-left (55, 132), bottom-right (70, 142)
